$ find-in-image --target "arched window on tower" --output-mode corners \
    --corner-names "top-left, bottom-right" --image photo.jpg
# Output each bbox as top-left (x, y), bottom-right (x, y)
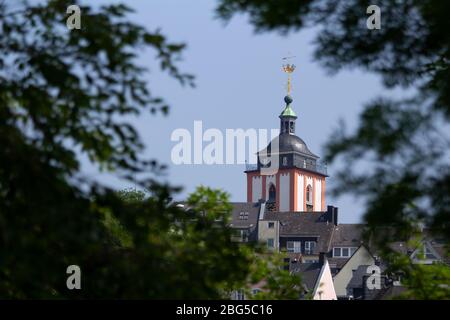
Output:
top-left (268, 184), bottom-right (276, 203)
top-left (289, 121), bottom-right (295, 134)
top-left (306, 184), bottom-right (313, 211)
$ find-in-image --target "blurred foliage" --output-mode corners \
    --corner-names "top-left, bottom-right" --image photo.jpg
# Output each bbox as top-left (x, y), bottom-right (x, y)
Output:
top-left (0, 0), bottom-right (302, 299)
top-left (216, 0), bottom-right (450, 298)
top-left (244, 252), bottom-right (303, 300)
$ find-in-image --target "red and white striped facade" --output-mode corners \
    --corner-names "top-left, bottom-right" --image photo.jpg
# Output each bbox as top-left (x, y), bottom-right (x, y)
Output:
top-left (246, 168), bottom-right (326, 212)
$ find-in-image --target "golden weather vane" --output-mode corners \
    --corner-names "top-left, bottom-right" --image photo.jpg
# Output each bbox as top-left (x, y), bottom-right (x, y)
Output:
top-left (282, 54), bottom-right (296, 95)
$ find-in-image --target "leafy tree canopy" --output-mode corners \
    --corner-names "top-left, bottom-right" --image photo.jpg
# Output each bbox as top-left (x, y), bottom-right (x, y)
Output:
top-left (0, 0), bottom-right (301, 299)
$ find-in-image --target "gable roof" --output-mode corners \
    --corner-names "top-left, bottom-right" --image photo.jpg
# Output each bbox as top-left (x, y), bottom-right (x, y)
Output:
top-left (347, 265), bottom-right (372, 290)
top-left (430, 241), bottom-right (450, 265)
top-left (229, 202), bottom-right (261, 229)
top-left (263, 211), bottom-right (335, 252)
top-left (290, 262), bottom-right (322, 291)
top-left (376, 285), bottom-right (407, 300)
top-left (389, 239), bottom-right (448, 265)
top-left (327, 258), bottom-right (351, 270)
top-left (331, 224), bottom-right (365, 247)
top-left (334, 244), bottom-right (375, 274)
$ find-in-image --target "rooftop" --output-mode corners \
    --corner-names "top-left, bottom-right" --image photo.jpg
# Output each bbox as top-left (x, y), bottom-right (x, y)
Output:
top-left (264, 211), bottom-right (335, 252)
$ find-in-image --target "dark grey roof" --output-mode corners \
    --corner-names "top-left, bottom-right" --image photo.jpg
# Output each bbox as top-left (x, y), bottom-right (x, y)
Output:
top-left (376, 285), bottom-right (407, 300)
top-left (263, 211), bottom-right (335, 252)
top-left (347, 265), bottom-right (371, 289)
top-left (430, 241), bottom-right (449, 265)
top-left (290, 262), bottom-right (322, 291)
top-left (331, 224), bottom-right (365, 247)
top-left (347, 264), bottom-right (387, 288)
top-left (229, 202), bottom-right (260, 228)
top-left (388, 241), bottom-right (414, 255)
top-left (327, 258), bottom-right (350, 270)
top-left (259, 133), bottom-right (319, 159)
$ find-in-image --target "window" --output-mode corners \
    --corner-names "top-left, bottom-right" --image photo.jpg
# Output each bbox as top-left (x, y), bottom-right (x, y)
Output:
top-left (267, 238), bottom-right (274, 249)
top-left (241, 229), bottom-right (249, 242)
top-left (268, 184), bottom-right (276, 202)
top-left (305, 241), bottom-right (316, 255)
top-left (282, 157), bottom-right (287, 166)
top-left (342, 247), bottom-right (349, 257)
top-left (287, 241), bottom-right (301, 253)
top-left (239, 211), bottom-right (249, 220)
top-left (268, 222), bottom-right (275, 229)
top-left (333, 247), bottom-right (358, 258)
top-left (333, 247), bottom-right (342, 257)
top-left (232, 229), bottom-right (249, 242)
top-left (289, 121), bottom-right (295, 134)
top-left (306, 185), bottom-right (313, 205)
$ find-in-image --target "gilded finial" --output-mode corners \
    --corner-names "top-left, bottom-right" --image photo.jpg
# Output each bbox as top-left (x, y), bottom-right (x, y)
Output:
top-left (282, 54), bottom-right (296, 96)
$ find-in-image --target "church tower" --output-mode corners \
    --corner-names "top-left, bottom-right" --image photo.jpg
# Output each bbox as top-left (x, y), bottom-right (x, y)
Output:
top-left (245, 62), bottom-right (327, 212)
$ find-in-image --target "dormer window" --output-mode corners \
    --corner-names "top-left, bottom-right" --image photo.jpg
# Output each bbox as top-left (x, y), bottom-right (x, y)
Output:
top-left (333, 247), bottom-right (357, 258)
top-left (282, 157), bottom-right (288, 166)
top-left (305, 241), bottom-right (316, 255)
top-left (239, 211), bottom-right (249, 220)
top-left (287, 241), bottom-right (301, 253)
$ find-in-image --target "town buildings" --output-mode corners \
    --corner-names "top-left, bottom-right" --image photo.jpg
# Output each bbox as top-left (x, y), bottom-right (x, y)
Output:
top-left (228, 66), bottom-right (448, 299)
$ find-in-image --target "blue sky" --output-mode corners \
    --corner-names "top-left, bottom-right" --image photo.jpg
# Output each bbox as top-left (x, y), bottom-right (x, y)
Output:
top-left (81, 0), bottom-right (411, 223)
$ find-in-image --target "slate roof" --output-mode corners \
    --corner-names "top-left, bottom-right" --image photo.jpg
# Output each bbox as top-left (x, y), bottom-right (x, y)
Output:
top-left (347, 265), bottom-right (386, 288)
top-left (389, 241), bottom-right (414, 255)
top-left (347, 265), bottom-right (373, 289)
top-left (389, 239), bottom-right (448, 265)
top-left (263, 211), bottom-right (335, 252)
top-left (229, 202), bottom-right (261, 229)
top-left (331, 224), bottom-right (365, 247)
top-left (327, 258), bottom-right (350, 271)
top-left (259, 134), bottom-right (319, 159)
top-left (430, 241), bottom-right (450, 265)
top-left (290, 262), bottom-right (322, 292)
top-left (376, 285), bottom-right (407, 300)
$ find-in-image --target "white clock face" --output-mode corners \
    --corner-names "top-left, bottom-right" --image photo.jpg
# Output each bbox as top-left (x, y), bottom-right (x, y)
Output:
top-left (260, 158), bottom-right (270, 165)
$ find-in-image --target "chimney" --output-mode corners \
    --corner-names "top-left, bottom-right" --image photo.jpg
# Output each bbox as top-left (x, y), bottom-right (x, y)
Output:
top-left (327, 205), bottom-right (339, 226)
top-left (319, 252), bottom-right (326, 266)
top-left (258, 200), bottom-right (266, 220)
top-left (333, 206), bottom-right (338, 226)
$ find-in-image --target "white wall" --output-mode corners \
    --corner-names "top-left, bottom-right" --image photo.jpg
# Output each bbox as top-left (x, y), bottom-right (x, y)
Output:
top-left (257, 220), bottom-right (279, 250)
top-left (279, 173), bottom-right (290, 212)
top-left (314, 178), bottom-right (322, 211)
top-left (296, 173), bottom-right (304, 211)
top-left (313, 260), bottom-right (337, 300)
top-left (252, 176), bottom-right (262, 202)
